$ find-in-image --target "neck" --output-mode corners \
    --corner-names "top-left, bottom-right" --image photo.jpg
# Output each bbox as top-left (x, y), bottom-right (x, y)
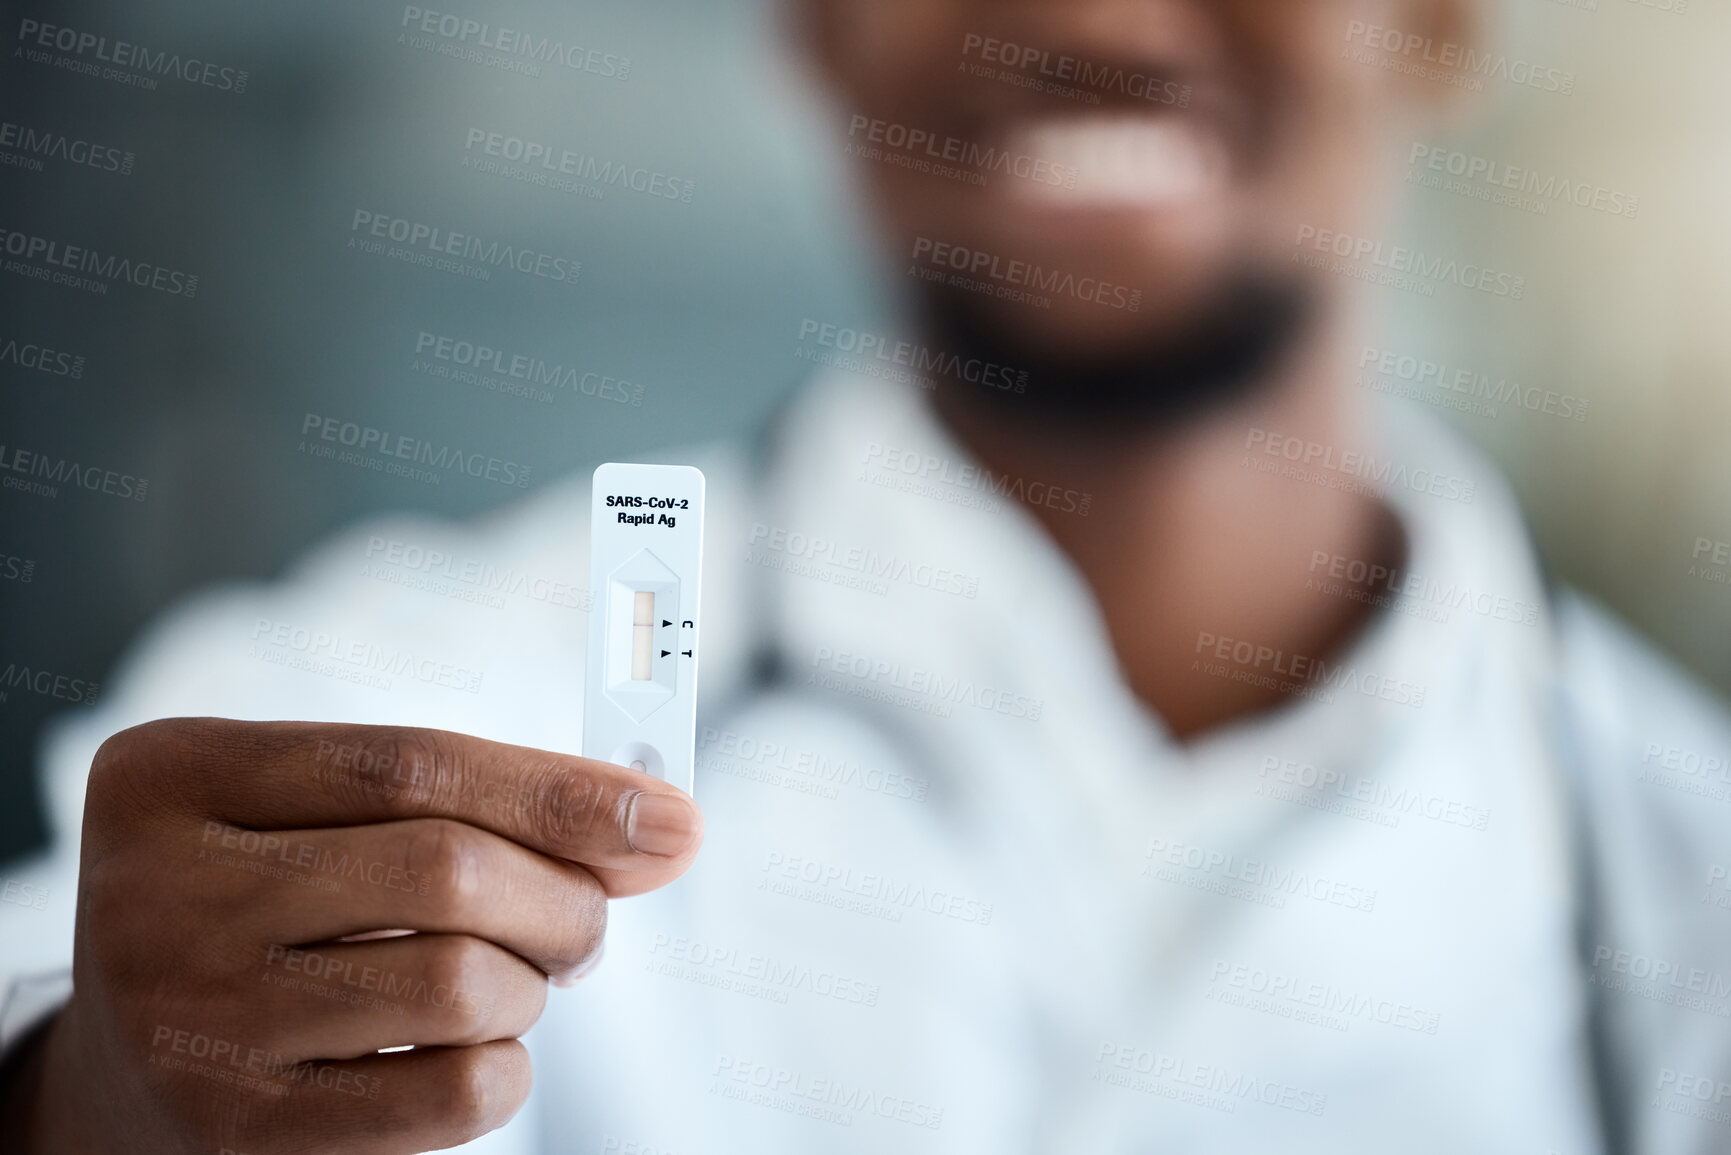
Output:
top-left (930, 310), bottom-right (1402, 740)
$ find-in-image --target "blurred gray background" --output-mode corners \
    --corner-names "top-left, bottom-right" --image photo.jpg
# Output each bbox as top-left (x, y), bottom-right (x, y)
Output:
top-left (3, 0), bottom-right (1729, 862)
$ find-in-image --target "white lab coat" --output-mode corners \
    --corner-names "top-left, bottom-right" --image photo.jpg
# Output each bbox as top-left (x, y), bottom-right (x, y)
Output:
top-left (4, 371), bottom-right (1731, 1154)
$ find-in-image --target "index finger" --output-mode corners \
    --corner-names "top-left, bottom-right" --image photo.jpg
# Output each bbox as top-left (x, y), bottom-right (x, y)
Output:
top-left (98, 718), bottom-right (704, 896)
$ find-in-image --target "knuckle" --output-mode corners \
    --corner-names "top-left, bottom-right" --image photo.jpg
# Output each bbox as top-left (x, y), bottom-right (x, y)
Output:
top-left (403, 819), bottom-right (485, 917)
top-left (432, 1045), bottom-right (516, 1138)
top-left (88, 724), bottom-right (140, 790)
top-left (87, 717), bottom-right (211, 819)
top-left (341, 726), bottom-right (459, 816)
top-left (524, 762), bottom-right (616, 850)
top-left (424, 935), bottom-right (490, 992)
top-left (423, 937), bottom-right (495, 1033)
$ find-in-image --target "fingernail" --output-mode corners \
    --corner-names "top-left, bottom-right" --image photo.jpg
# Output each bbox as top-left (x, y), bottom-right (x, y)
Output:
top-left (553, 943), bottom-right (605, 987)
top-left (625, 792), bottom-right (699, 857)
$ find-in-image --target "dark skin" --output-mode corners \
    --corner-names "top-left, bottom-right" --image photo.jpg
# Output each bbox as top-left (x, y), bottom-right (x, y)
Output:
top-left (3, 1), bottom-right (1479, 1150)
top-left (933, 386), bottom-right (1408, 736)
top-left (3, 721), bottom-right (707, 1153)
top-left (802, 0), bottom-right (1473, 734)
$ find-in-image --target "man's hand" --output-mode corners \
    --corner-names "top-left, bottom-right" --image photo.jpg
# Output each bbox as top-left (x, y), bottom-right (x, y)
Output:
top-left (5, 717), bottom-right (704, 1153)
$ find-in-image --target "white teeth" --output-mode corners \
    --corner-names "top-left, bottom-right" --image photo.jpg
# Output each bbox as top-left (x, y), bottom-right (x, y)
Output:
top-left (1005, 115), bottom-right (1223, 209)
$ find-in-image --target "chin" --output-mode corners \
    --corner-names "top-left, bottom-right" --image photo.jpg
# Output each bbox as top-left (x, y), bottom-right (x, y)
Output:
top-left (915, 262), bottom-right (1313, 430)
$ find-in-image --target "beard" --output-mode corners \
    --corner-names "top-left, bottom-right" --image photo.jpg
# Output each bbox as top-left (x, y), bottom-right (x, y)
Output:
top-left (918, 267), bottom-right (1313, 432)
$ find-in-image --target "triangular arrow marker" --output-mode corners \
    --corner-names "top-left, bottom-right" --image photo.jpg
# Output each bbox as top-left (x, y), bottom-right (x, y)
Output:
top-left (661, 650), bottom-right (671, 658)
top-left (662, 620), bottom-right (672, 627)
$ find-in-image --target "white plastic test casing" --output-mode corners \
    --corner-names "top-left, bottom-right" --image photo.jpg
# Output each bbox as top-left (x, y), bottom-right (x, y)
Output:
top-left (582, 463), bottom-right (705, 794)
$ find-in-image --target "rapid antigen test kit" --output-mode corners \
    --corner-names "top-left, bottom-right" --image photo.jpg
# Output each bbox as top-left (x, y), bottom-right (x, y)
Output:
top-left (582, 463), bottom-right (705, 794)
